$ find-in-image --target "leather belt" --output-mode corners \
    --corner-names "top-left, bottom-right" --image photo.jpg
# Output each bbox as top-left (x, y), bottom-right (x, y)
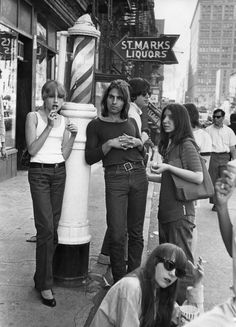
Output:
top-left (105, 161), bottom-right (144, 172)
top-left (30, 162), bottom-right (65, 168)
top-left (211, 152), bottom-right (229, 155)
top-left (200, 152), bottom-right (211, 156)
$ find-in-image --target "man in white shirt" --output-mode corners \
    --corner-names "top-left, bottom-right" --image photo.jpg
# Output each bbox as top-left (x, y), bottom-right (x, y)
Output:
top-left (206, 109), bottom-right (236, 211)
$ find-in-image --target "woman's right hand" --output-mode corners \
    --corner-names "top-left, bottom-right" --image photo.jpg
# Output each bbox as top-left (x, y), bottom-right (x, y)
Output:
top-left (151, 162), bottom-right (169, 174)
top-left (47, 110), bottom-right (58, 127)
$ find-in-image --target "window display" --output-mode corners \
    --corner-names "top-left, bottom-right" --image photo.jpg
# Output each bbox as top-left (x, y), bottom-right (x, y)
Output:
top-left (0, 25), bottom-right (17, 149)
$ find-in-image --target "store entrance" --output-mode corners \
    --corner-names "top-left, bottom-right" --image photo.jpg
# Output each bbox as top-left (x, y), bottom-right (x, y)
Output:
top-left (16, 35), bottom-right (32, 169)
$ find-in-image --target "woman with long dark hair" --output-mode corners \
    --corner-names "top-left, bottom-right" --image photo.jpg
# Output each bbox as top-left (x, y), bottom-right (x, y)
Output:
top-left (90, 243), bottom-right (203, 327)
top-left (85, 79), bottom-right (148, 283)
top-left (148, 103), bottom-right (203, 304)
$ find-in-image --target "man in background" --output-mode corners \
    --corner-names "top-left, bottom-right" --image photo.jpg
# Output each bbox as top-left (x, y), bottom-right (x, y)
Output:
top-left (206, 109), bottom-right (236, 211)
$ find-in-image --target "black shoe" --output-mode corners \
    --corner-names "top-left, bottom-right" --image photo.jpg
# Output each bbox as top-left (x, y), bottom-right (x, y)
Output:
top-left (212, 205), bottom-right (217, 212)
top-left (41, 291), bottom-right (56, 307)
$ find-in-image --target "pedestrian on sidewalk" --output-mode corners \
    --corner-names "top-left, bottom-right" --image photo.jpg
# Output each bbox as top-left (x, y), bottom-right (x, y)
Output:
top-left (147, 103), bottom-right (203, 304)
top-left (184, 103), bottom-right (212, 168)
top-left (25, 80), bottom-right (77, 307)
top-left (89, 243), bottom-right (204, 327)
top-left (228, 112), bottom-right (236, 135)
top-left (98, 77), bottom-right (152, 266)
top-left (184, 167), bottom-right (236, 327)
top-left (85, 79), bottom-right (148, 283)
top-left (205, 109), bottom-right (236, 212)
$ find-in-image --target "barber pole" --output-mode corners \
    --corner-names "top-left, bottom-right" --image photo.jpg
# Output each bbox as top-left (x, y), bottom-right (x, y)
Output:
top-left (53, 14), bottom-right (100, 283)
top-left (68, 14), bottom-right (100, 104)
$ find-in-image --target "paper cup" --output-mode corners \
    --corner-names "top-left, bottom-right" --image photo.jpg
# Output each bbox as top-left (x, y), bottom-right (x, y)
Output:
top-left (180, 304), bottom-right (200, 323)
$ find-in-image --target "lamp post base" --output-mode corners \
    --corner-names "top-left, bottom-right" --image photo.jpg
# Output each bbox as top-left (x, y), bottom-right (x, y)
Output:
top-left (53, 243), bottom-right (89, 285)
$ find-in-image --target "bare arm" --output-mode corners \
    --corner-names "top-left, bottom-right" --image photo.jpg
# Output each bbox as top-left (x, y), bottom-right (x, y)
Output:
top-left (25, 112), bottom-right (53, 156)
top-left (215, 171), bottom-right (235, 257)
top-left (151, 163), bottom-right (203, 184)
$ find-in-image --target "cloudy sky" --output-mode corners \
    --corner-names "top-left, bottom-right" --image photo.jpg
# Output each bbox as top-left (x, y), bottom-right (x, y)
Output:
top-left (154, 0), bottom-right (198, 100)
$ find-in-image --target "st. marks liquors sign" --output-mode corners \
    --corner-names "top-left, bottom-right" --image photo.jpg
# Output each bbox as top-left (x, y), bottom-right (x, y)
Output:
top-left (114, 34), bottom-right (179, 64)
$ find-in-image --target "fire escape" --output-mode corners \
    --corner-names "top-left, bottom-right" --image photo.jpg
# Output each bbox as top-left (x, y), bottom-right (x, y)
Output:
top-left (90, 0), bottom-right (157, 82)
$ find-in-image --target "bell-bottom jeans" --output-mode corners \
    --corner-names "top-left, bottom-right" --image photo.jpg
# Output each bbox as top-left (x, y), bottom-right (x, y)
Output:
top-left (28, 165), bottom-right (66, 291)
top-left (104, 164), bottom-right (148, 283)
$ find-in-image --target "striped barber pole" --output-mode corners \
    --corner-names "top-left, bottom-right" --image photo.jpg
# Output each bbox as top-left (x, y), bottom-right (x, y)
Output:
top-left (69, 36), bottom-right (96, 104)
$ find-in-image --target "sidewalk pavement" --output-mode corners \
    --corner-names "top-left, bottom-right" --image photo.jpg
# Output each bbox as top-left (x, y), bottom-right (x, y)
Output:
top-left (0, 162), bottom-right (154, 327)
top-left (1, 162), bottom-right (236, 326)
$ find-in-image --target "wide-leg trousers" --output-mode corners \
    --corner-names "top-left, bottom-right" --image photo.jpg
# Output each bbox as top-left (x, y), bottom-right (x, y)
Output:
top-left (28, 165), bottom-right (66, 291)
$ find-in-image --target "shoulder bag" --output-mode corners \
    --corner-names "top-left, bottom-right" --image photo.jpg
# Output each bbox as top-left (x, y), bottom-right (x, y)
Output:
top-left (170, 146), bottom-right (214, 202)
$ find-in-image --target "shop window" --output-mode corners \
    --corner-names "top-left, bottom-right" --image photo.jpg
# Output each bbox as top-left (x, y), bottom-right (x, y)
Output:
top-left (35, 16), bottom-right (56, 107)
top-left (35, 44), bottom-right (56, 107)
top-left (0, 24), bottom-right (17, 149)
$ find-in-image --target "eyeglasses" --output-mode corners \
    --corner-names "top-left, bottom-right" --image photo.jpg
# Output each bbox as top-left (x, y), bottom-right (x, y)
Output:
top-left (158, 257), bottom-right (186, 278)
top-left (213, 115), bottom-right (223, 119)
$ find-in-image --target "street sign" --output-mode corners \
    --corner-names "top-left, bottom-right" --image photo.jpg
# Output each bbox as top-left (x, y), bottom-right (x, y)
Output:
top-left (147, 102), bottom-right (162, 126)
top-left (0, 32), bottom-right (16, 60)
top-left (114, 34), bottom-right (179, 64)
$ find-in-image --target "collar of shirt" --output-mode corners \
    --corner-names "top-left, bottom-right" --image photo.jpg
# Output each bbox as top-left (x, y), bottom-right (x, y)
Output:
top-left (131, 102), bottom-right (142, 115)
top-left (213, 123), bottom-right (224, 129)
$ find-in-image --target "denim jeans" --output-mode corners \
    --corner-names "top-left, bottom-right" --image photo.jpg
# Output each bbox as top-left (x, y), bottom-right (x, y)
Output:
top-left (104, 163), bottom-right (148, 282)
top-left (28, 165), bottom-right (66, 290)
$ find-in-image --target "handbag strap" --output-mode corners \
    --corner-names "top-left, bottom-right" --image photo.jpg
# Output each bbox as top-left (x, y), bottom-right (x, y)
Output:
top-left (179, 138), bottom-right (200, 169)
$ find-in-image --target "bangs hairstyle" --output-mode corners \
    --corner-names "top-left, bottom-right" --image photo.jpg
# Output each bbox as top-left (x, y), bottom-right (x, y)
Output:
top-left (137, 243), bottom-right (187, 327)
top-left (41, 80), bottom-right (66, 100)
top-left (101, 79), bottom-right (130, 119)
top-left (129, 77), bottom-right (151, 102)
top-left (159, 103), bottom-right (196, 155)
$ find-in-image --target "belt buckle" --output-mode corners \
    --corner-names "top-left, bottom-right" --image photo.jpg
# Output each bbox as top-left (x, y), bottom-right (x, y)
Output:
top-left (124, 162), bottom-right (133, 171)
top-left (55, 163), bottom-right (59, 168)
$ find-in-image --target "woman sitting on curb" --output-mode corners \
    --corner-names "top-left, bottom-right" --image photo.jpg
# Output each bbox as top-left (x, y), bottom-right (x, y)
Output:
top-left (90, 243), bottom-right (204, 327)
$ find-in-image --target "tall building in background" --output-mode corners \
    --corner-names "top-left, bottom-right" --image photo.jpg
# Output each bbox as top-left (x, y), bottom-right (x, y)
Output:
top-left (186, 0), bottom-right (236, 111)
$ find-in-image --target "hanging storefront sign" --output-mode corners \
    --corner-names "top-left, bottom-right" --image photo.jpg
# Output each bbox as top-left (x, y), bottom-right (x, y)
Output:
top-left (114, 35), bottom-right (179, 64)
top-left (147, 102), bottom-right (162, 126)
top-left (0, 32), bottom-right (17, 60)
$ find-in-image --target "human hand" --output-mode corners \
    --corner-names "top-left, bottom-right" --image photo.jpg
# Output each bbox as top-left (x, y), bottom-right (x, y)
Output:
top-left (215, 170), bottom-right (235, 206)
top-left (119, 133), bottom-right (141, 149)
top-left (109, 137), bottom-right (127, 150)
top-left (188, 257), bottom-right (204, 288)
top-left (66, 122), bottom-right (78, 136)
top-left (151, 162), bottom-right (168, 174)
top-left (47, 109), bottom-right (58, 127)
top-left (0, 146), bottom-right (7, 160)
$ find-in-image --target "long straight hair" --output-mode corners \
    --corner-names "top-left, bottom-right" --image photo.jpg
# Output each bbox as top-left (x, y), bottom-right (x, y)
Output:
top-left (159, 103), bottom-right (197, 157)
top-left (133, 243), bottom-right (187, 327)
top-left (101, 79), bottom-right (130, 119)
